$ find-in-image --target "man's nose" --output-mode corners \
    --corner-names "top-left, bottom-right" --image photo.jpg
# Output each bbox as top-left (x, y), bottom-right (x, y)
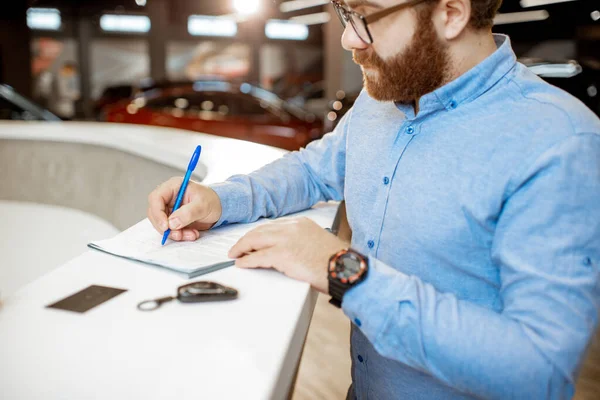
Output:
top-left (341, 25), bottom-right (369, 51)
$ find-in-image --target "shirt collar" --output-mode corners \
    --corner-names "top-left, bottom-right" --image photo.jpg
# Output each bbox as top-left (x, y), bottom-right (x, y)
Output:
top-left (395, 34), bottom-right (517, 120)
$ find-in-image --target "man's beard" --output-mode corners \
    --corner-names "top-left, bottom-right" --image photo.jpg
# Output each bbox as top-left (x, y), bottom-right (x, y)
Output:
top-left (353, 6), bottom-right (450, 104)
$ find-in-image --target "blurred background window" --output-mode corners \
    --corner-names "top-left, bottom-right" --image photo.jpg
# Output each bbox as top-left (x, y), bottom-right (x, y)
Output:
top-left (90, 39), bottom-right (149, 99)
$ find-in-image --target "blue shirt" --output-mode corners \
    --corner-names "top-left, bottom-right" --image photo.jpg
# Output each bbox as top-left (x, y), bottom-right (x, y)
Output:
top-left (211, 35), bottom-right (600, 399)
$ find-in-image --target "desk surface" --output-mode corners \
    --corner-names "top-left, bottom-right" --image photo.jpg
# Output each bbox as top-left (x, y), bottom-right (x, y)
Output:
top-left (0, 249), bottom-right (316, 400)
top-left (0, 122), bottom-right (313, 399)
top-left (0, 200), bottom-right (120, 298)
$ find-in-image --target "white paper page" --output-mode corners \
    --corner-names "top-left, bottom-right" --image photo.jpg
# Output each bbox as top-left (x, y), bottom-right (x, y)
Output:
top-left (89, 202), bottom-right (339, 273)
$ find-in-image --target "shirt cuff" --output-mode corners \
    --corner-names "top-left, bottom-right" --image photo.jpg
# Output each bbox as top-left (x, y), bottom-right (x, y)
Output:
top-left (342, 258), bottom-right (409, 342)
top-left (209, 180), bottom-right (252, 228)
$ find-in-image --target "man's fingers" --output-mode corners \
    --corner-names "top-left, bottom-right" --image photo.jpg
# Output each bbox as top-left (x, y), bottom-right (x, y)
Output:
top-left (147, 205), bottom-right (164, 234)
top-left (168, 229), bottom-right (199, 242)
top-left (228, 228), bottom-right (278, 259)
top-left (235, 249), bottom-right (277, 269)
top-left (168, 201), bottom-right (211, 230)
top-left (170, 230), bottom-right (183, 241)
top-left (148, 177), bottom-right (183, 232)
top-left (147, 200), bottom-right (168, 233)
top-left (180, 229), bottom-right (200, 241)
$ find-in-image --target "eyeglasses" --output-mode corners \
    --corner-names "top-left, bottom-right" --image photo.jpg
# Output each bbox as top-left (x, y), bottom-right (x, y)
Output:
top-left (331, 0), bottom-right (432, 44)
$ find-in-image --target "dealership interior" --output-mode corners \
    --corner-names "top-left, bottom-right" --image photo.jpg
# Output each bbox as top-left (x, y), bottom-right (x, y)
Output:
top-left (1, 0), bottom-right (600, 399)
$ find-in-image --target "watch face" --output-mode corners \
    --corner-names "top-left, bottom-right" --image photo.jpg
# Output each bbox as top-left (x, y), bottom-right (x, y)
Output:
top-left (338, 256), bottom-right (361, 278)
top-left (329, 250), bottom-right (367, 284)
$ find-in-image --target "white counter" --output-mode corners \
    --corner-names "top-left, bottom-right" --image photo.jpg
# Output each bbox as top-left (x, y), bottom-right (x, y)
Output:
top-left (0, 122), bottom-right (312, 399)
top-left (0, 250), bottom-right (316, 400)
top-left (0, 121), bottom-right (287, 184)
top-left (0, 200), bottom-right (119, 298)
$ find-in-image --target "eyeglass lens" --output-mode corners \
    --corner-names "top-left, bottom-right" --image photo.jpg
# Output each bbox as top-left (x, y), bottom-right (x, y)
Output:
top-left (332, 2), bottom-right (373, 44)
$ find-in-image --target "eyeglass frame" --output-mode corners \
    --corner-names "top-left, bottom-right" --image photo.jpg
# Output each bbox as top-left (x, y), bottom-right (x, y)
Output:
top-left (331, 0), bottom-right (433, 44)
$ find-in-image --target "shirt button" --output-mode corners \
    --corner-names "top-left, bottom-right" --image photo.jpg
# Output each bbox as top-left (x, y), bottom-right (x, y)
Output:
top-left (406, 126), bottom-right (415, 135)
top-left (358, 355), bottom-right (364, 363)
top-left (383, 176), bottom-right (390, 185)
top-left (367, 240), bottom-right (374, 249)
top-left (449, 100), bottom-right (457, 109)
top-left (354, 318), bottom-right (362, 327)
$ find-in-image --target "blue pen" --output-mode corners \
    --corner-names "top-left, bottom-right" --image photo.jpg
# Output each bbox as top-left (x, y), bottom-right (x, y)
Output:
top-left (162, 145), bottom-right (202, 245)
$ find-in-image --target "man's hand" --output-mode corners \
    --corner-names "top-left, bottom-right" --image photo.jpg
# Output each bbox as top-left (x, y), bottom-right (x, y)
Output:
top-left (228, 217), bottom-right (349, 293)
top-left (147, 177), bottom-right (222, 241)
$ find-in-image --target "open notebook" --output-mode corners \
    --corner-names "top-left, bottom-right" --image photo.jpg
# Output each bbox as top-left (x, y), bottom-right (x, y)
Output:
top-left (88, 202), bottom-right (340, 278)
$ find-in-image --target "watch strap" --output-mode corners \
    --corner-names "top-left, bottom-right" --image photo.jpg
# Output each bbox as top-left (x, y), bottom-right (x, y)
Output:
top-left (329, 298), bottom-right (341, 308)
top-left (328, 278), bottom-right (349, 308)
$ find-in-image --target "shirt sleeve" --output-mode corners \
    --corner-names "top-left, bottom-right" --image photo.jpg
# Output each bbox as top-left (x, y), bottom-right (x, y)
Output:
top-left (209, 107), bottom-right (353, 227)
top-left (342, 133), bottom-right (600, 399)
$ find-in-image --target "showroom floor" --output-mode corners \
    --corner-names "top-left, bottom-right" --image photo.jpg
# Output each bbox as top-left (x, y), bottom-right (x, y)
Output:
top-left (293, 294), bottom-right (351, 400)
top-left (293, 295), bottom-right (600, 400)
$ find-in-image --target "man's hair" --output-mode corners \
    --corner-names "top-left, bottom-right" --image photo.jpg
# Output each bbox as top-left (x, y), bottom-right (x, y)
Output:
top-left (469, 0), bottom-right (503, 29)
top-left (420, 0), bottom-right (502, 30)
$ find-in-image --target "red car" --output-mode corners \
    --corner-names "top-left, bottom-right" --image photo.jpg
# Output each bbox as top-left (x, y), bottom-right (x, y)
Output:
top-left (104, 81), bottom-right (323, 151)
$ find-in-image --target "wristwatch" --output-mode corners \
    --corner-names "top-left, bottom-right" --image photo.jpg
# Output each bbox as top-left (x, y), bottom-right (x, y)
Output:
top-left (328, 248), bottom-right (369, 308)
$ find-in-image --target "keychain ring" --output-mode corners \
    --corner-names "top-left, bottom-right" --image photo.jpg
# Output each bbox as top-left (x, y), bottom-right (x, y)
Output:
top-left (137, 296), bottom-right (174, 311)
top-left (137, 299), bottom-right (161, 311)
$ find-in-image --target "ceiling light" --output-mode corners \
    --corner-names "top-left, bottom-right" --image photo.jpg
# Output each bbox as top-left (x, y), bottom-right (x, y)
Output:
top-left (519, 0), bottom-right (576, 7)
top-left (188, 15), bottom-right (237, 37)
top-left (591, 10), bottom-right (600, 21)
top-left (290, 12), bottom-right (331, 25)
top-left (528, 62), bottom-right (582, 78)
top-left (27, 8), bottom-right (61, 31)
top-left (494, 10), bottom-right (550, 25)
top-left (265, 20), bottom-right (309, 40)
top-left (233, 0), bottom-right (260, 15)
top-left (100, 14), bottom-right (151, 33)
top-left (280, 0), bottom-right (329, 13)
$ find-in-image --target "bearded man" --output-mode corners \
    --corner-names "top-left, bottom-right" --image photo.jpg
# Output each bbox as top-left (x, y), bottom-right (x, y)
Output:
top-left (148, 0), bottom-right (600, 398)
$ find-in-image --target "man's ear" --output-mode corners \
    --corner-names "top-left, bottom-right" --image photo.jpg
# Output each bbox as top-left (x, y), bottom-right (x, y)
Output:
top-left (434, 0), bottom-right (471, 41)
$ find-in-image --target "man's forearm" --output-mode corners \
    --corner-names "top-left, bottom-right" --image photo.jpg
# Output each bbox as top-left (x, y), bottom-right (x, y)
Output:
top-left (211, 110), bottom-right (352, 227)
top-left (210, 151), bottom-right (339, 226)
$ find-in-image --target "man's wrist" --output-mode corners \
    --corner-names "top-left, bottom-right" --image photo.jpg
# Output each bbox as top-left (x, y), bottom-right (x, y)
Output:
top-left (209, 181), bottom-right (251, 227)
top-left (327, 248), bottom-right (369, 308)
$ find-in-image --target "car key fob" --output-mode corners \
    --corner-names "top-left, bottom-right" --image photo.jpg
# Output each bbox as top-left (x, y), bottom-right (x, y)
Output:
top-left (177, 281), bottom-right (238, 303)
top-left (137, 281), bottom-right (238, 311)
